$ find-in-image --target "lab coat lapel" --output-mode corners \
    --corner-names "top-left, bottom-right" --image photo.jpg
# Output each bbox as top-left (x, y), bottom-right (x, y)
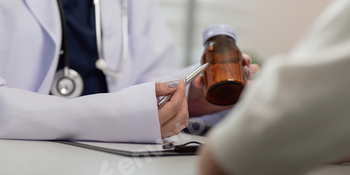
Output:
top-left (24, 0), bottom-right (61, 47)
top-left (24, 0), bottom-right (62, 94)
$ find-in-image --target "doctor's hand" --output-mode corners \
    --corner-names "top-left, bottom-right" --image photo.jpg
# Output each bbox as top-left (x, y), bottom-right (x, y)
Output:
top-left (156, 79), bottom-right (189, 138)
top-left (188, 53), bottom-right (260, 116)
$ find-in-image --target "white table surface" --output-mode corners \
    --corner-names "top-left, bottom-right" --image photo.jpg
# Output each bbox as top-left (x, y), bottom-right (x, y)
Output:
top-left (1, 139), bottom-right (350, 175)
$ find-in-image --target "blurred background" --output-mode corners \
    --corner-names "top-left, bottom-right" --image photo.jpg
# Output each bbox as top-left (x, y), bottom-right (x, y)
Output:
top-left (157, 0), bottom-right (333, 67)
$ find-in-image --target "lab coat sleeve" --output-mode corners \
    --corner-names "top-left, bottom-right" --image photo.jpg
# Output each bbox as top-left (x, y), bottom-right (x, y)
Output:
top-left (208, 0), bottom-right (350, 175)
top-left (0, 82), bottom-right (162, 144)
top-left (0, 77), bottom-right (5, 86)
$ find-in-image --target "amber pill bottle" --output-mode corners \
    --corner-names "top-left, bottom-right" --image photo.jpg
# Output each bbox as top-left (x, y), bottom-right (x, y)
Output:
top-left (201, 24), bottom-right (246, 106)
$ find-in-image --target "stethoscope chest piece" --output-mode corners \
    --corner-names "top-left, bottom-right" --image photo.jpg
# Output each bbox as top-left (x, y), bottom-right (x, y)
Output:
top-left (50, 68), bottom-right (84, 98)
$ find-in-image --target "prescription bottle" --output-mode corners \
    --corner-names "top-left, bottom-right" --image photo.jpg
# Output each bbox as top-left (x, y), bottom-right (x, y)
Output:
top-left (201, 24), bottom-right (246, 106)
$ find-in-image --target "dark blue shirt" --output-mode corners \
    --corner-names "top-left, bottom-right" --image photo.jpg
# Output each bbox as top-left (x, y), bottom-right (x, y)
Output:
top-left (58, 0), bottom-right (108, 95)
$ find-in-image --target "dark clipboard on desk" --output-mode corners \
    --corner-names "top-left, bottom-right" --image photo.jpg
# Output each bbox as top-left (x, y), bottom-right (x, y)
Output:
top-left (55, 133), bottom-right (205, 157)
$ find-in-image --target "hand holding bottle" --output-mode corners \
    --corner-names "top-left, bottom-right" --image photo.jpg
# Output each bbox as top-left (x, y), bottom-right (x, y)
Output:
top-left (188, 53), bottom-right (259, 116)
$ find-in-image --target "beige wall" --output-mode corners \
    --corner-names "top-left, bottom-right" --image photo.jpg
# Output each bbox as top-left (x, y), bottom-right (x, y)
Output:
top-left (157, 0), bottom-right (334, 66)
top-left (250, 0), bottom-right (333, 61)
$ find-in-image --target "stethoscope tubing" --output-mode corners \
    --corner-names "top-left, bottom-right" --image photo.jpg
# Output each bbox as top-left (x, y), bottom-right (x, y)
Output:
top-left (94, 0), bottom-right (129, 78)
top-left (57, 0), bottom-right (129, 78)
top-left (52, 0), bottom-right (129, 98)
top-left (56, 0), bottom-right (70, 69)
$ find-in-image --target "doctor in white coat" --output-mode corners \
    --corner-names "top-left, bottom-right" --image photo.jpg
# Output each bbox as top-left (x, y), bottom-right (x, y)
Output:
top-left (0, 0), bottom-right (257, 143)
top-left (0, 0), bottom-right (187, 143)
top-left (199, 0), bottom-right (350, 174)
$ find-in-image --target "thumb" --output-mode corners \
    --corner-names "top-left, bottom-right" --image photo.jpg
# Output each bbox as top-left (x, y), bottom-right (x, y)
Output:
top-left (191, 75), bottom-right (204, 89)
top-left (155, 79), bottom-right (180, 97)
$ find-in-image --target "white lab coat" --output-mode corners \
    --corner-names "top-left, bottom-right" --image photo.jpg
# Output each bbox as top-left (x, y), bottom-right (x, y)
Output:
top-left (209, 0), bottom-right (350, 174)
top-left (0, 0), bottom-right (183, 143)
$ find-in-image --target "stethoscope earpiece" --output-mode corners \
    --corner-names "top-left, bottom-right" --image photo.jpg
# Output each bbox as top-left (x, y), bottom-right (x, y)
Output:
top-left (95, 58), bottom-right (108, 70)
top-left (95, 58), bottom-right (122, 80)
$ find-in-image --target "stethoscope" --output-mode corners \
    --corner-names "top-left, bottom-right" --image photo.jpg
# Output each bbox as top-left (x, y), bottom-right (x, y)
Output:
top-left (51, 0), bottom-right (129, 98)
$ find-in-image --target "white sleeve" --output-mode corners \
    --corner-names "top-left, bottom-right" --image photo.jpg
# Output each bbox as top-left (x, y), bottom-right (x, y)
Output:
top-left (208, 0), bottom-right (350, 174)
top-left (0, 82), bottom-right (162, 144)
top-left (0, 77), bottom-right (5, 86)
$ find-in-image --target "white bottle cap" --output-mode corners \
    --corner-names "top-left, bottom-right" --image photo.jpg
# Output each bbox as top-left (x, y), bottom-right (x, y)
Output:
top-left (202, 24), bottom-right (237, 45)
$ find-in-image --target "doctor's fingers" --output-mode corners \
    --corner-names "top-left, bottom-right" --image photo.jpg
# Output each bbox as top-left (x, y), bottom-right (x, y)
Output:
top-left (191, 75), bottom-right (204, 89)
top-left (160, 99), bottom-right (189, 138)
top-left (156, 79), bottom-right (184, 97)
top-left (188, 76), bottom-right (205, 103)
top-left (242, 53), bottom-right (260, 78)
top-left (242, 53), bottom-right (252, 66)
top-left (158, 80), bottom-right (187, 125)
top-left (245, 64), bottom-right (260, 78)
top-left (162, 120), bottom-right (189, 138)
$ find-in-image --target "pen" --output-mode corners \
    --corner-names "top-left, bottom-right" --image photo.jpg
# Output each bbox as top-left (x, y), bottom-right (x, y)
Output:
top-left (157, 63), bottom-right (210, 108)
